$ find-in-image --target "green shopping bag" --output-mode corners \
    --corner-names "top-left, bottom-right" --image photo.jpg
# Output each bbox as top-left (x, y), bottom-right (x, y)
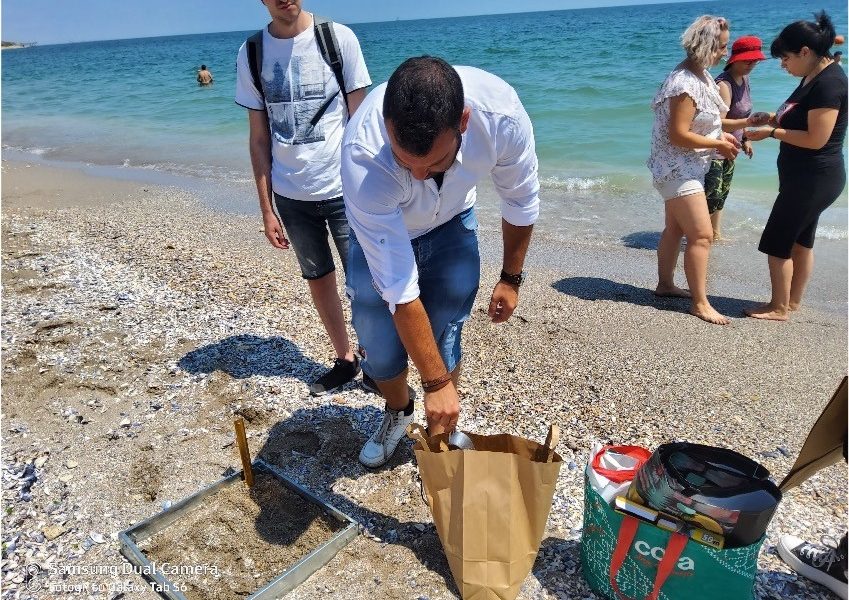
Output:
top-left (580, 479), bottom-right (764, 600)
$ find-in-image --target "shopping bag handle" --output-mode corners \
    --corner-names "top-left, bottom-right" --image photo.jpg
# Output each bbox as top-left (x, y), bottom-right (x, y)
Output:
top-left (406, 424), bottom-right (434, 507)
top-left (592, 445), bottom-right (652, 483)
top-left (543, 424), bottom-right (560, 463)
top-left (406, 423), bottom-right (432, 452)
top-left (609, 515), bottom-right (688, 600)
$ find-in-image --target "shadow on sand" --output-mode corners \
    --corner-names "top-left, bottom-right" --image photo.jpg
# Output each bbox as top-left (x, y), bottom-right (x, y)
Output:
top-left (178, 334), bottom-right (326, 383)
top-left (552, 276), bottom-right (753, 317)
top-left (621, 230), bottom-right (662, 250)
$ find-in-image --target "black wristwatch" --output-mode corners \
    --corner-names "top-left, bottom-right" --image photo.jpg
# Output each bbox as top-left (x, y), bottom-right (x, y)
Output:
top-left (500, 269), bottom-right (525, 287)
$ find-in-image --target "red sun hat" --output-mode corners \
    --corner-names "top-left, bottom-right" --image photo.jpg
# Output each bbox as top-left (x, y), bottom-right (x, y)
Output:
top-left (726, 35), bottom-right (767, 66)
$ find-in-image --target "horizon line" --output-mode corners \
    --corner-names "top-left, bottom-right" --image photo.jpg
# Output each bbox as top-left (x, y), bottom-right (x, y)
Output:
top-left (6, 0), bottom-right (710, 48)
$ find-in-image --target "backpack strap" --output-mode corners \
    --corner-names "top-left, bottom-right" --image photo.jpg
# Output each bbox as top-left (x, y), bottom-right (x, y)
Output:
top-left (313, 15), bottom-right (349, 114)
top-left (246, 28), bottom-right (266, 103)
top-left (247, 18), bottom-right (347, 126)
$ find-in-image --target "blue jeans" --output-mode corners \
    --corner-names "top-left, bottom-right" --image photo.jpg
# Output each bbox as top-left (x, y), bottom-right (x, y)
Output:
top-left (274, 194), bottom-right (349, 280)
top-left (347, 208), bottom-right (481, 380)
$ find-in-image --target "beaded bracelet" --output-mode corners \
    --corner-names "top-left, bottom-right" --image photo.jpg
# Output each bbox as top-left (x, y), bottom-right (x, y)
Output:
top-left (422, 372), bottom-right (452, 392)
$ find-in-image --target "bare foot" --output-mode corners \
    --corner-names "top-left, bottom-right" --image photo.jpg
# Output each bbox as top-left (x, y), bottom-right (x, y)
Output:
top-left (745, 304), bottom-right (789, 321)
top-left (789, 302), bottom-right (801, 311)
top-left (655, 284), bottom-right (691, 298)
top-left (690, 303), bottom-right (730, 325)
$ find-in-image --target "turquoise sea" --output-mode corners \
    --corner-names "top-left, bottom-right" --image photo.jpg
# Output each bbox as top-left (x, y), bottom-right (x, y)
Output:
top-left (2, 0), bottom-right (847, 244)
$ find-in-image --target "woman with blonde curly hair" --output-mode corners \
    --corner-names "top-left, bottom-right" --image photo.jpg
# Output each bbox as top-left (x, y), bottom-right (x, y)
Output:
top-left (647, 15), bottom-right (741, 324)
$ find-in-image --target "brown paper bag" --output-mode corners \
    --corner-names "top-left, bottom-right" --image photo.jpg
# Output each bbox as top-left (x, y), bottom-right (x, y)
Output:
top-left (779, 376), bottom-right (848, 491)
top-left (407, 424), bottom-right (563, 600)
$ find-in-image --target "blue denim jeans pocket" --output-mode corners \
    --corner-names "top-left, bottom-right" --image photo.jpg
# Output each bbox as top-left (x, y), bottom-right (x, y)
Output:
top-left (458, 206), bottom-right (478, 232)
top-left (348, 208), bottom-right (481, 379)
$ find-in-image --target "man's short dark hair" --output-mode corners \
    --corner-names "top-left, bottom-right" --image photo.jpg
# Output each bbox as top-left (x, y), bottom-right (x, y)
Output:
top-left (383, 56), bottom-right (464, 156)
top-left (201, 64), bottom-right (207, 70)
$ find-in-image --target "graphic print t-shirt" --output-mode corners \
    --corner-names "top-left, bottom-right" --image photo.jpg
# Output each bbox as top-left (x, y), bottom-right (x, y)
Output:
top-left (236, 20), bottom-right (371, 201)
top-left (775, 61), bottom-right (847, 165)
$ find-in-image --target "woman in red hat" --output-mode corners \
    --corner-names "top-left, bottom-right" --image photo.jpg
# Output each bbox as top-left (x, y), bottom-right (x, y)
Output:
top-left (704, 36), bottom-right (769, 240)
top-left (745, 11), bottom-right (846, 321)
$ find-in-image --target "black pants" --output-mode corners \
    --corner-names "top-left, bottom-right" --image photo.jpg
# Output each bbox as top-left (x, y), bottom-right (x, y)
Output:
top-left (758, 156), bottom-right (845, 259)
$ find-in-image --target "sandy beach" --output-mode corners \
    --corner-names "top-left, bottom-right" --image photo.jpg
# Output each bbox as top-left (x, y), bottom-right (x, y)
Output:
top-left (1, 160), bottom-right (846, 599)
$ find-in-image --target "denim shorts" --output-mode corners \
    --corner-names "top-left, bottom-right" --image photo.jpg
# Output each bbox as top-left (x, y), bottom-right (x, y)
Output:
top-left (347, 207), bottom-right (481, 380)
top-left (274, 194), bottom-right (349, 280)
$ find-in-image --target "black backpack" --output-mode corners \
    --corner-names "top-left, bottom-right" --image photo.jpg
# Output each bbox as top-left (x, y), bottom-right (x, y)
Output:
top-left (246, 16), bottom-right (348, 126)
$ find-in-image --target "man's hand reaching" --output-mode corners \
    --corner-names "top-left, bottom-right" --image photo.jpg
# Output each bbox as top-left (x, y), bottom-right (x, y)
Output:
top-left (262, 211), bottom-right (290, 249)
top-left (424, 381), bottom-right (460, 435)
top-left (488, 280), bottom-right (519, 323)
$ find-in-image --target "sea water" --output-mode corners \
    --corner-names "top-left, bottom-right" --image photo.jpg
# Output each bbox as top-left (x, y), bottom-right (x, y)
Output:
top-left (2, 0), bottom-right (847, 246)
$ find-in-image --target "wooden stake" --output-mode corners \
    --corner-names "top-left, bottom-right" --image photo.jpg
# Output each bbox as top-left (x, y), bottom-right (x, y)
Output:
top-left (233, 418), bottom-right (254, 487)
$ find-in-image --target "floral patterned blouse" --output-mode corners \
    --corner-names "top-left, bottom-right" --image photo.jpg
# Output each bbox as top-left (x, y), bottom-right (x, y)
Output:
top-left (647, 67), bottom-right (729, 184)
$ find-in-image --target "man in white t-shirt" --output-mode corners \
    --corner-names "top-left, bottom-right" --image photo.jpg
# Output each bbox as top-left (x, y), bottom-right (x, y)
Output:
top-left (235, 0), bottom-right (371, 396)
top-left (342, 57), bottom-right (540, 467)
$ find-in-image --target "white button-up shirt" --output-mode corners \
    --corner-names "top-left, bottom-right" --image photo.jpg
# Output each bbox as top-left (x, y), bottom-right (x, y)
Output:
top-left (341, 65), bottom-right (540, 312)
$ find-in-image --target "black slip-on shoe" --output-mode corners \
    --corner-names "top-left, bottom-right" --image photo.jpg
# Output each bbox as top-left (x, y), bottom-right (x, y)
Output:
top-left (309, 357), bottom-right (361, 396)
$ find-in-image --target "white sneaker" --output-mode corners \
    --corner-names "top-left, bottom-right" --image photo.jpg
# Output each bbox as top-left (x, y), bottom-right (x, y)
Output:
top-left (359, 407), bottom-right (414, 468)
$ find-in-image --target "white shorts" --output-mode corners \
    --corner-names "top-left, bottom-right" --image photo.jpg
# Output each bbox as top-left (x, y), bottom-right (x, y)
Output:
top-left (653, 178), bottom-right (704, 201)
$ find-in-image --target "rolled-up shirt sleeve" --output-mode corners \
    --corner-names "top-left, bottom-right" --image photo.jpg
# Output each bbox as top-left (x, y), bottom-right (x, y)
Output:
top-left (342, 142), bottom-right (419, 313)
top-left (491, 95), bottom-right (540, 226)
